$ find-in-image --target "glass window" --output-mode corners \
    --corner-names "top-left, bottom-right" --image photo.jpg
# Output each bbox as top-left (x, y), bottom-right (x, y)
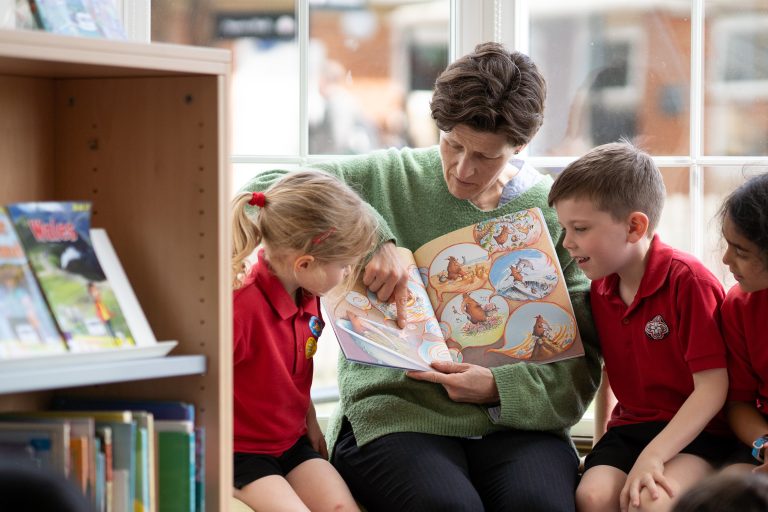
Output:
top-left (308, 1), bottom-right (449, 154)
top-left (153, 0), bottom-right (300, 156)
top-left (705, 1), bottom-right (768, 156)
top-left (528, 3), bottom-right (691, 157)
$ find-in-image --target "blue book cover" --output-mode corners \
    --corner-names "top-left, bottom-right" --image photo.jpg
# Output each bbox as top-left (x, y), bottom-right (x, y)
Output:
top-left (0, 208), bottom-right (66, 358)
top-left (54, 397), bottom-right (195, 422)
top-left (6, 202), bottom-right (135, 352)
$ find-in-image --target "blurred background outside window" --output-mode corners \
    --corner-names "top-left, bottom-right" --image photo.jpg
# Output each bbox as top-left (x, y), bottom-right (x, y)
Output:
top-left (151, 0), bottom-right (768, 416)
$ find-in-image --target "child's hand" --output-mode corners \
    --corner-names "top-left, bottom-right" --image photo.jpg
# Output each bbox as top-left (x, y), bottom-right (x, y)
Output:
top-left (620, 454), bottom-right (673, 512)
top-left (306, 420), bottom-right (329, 459)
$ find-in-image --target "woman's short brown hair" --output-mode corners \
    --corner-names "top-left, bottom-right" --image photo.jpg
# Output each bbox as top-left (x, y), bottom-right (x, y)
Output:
top-left (430, 42), bottom-right (547, 147)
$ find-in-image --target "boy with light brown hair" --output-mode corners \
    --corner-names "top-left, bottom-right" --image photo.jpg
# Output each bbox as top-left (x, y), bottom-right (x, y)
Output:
top-left (548, 141), bottom-right (734, 512)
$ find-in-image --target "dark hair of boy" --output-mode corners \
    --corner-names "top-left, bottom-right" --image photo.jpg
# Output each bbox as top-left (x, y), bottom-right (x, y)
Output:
top-left (547, 139), bottom-right (666, 236)
top-left (672, 473), bottom-right (768, 512)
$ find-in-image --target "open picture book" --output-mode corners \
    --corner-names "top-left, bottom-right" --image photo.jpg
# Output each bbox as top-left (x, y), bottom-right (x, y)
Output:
top-left (323, 207), bottom-right (584, 371)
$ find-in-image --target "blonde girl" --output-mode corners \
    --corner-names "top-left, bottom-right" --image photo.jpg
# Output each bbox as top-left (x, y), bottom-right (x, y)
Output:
top-left (231, 170), bottom-right (377, 512)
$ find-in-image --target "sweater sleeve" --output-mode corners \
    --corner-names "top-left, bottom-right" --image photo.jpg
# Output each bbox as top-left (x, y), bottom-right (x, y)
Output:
top-left (239, 166), bottom-right (396, 246)
top-left (489, 229), bottom-right (602, 432)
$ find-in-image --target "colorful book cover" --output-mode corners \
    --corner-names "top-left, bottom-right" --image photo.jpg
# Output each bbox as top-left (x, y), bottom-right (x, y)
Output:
top-left (28, 0), bottom-right (103, 37)
top-left (0, 208), bottom-right (66, 359)
top-left (325, 207), bottom-right (585, 371)
top-left (6, 202), bottom-right (135, 352)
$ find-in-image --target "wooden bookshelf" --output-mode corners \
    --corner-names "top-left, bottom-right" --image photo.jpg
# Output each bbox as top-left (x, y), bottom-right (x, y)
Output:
top-left (0, 28), bottom-right (232, 510)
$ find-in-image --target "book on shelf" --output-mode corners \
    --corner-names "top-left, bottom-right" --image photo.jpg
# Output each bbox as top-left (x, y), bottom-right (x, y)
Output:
top-left (27, 0), bottom-right (126, 39)
top-left (54, 396), bottom-right (198, 512)
top-left (95, 425), bottom-right (113, 512)
top-left (155, 420), bottom-right (195, 512)
top-left (0, 207), bottom-right (67, 359)
top-left (45, 410), bottom-right (135, 512)
top-left (27, 0), bottom-right (102, 37)
top-left (0, 412), bottom-right (96, 504)
top-left (0, 420), bottom-right (70, 474)
top-left (324, 207), bottom-right (584, 371)
top-left (6, 201), bottom-right (136, 353)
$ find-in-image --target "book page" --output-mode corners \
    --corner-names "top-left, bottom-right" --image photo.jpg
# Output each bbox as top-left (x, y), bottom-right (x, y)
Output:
top-left (414, 208), bottom-right (583, 368)
top-left (323, 247), bottom-right (452, 371)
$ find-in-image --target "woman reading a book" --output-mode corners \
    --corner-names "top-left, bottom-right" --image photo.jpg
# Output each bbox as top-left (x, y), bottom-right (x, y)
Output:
top-left (242, 42), bottom-right (601, 511)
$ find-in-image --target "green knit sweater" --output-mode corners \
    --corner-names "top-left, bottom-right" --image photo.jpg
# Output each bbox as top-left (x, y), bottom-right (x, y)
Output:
top-left (243, 146), bottom-right (602, 451)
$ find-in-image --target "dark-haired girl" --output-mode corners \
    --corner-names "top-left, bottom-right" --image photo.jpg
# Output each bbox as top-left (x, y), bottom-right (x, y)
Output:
top-left (719, 173), bottom-right (768, 474)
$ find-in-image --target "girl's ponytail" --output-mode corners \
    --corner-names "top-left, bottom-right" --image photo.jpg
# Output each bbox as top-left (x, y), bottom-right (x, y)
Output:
top-left (231, 192), bottom-right (263, 289)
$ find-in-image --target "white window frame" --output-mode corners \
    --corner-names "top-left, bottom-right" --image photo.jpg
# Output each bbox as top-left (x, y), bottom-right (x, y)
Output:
top-left (137, 0), bottom-right (765, 437)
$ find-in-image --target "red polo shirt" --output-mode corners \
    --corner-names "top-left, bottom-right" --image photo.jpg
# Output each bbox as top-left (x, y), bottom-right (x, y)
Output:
top-left (591, 236), bottom-right (728, 433)
top-left (724, 286), bottom-right (768, 412)
top-left (233, 251), bottom-right (322, 456)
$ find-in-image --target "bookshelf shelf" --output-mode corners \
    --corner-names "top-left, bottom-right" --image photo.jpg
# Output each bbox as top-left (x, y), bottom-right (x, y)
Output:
top-left (0, 28), bottom-right (232, 510)
top-left (0, 355), bottom-right (207, 394)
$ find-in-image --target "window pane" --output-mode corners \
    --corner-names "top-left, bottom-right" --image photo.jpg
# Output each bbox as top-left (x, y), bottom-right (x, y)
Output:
top-left (308, 0), bottom-right (449, 154)
top-left (528, 3), bottom-right (692, 157)
top-left (657, 167), bottom-right (691, 254)
top-left (232, 162), bottom-right (300, 194)
top-left (152, 1), bottom-right (300, 155)
top-left (705, 1), bottom-right (768, 156)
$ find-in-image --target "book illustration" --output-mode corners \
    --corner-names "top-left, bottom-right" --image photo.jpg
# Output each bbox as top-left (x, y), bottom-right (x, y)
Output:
top-left (472, 209), bottom-right (542, 253)
top-left (427, 243), bottom-right (489, 300)
top-left (0, 209), bottom-right (66, 359)
top-left (488, 248), bottom-right (559, 301)
top-left (490, 302), bottom-right (577, 360)
top-left (6, 202), bottom-right (135, 352)
top-left (325, 208), bottom-right (584, 371)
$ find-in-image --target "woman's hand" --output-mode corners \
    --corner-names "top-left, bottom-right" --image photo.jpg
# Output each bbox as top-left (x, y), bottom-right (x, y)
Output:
top-left (620, 453), bottom-right (673, 512)
top-left (363, 242), bottom-right (409, 328)
top-left (407, 360), bottom-right (500, 404)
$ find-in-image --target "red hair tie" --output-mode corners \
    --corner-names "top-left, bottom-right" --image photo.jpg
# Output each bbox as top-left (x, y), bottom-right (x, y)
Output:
top-left (249, 192), bottom-right (266, 207)
top-left (312, 227), bottom-right (336, 245)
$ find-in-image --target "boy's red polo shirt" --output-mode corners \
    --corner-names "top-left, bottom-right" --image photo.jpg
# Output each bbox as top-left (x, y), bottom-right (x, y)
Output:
top-left (591, 236), bottom-right (728, 434)
top-left (724, 286), bottom-right (768, 410)
top-left (233, 251), bottom-right (321, 456)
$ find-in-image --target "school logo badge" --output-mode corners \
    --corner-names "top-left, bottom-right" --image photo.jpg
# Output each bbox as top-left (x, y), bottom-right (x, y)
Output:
top-left (644, 315), bottom-right (669, 340)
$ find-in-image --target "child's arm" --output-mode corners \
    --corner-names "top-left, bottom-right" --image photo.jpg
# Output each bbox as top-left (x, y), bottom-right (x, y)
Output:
top-left (728, 401), bottom-right (768, 473)
top-left (620, 367), bottom-right (728, 512)
top-left (306, 402), bottom-right (328, 459)
top-left (593, 366), bottom-right (616, 446)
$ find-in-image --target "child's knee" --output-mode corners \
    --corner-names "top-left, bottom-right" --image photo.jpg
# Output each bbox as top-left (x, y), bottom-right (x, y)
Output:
top-left (630, 485), bottom-right (676, 512)
top-left (576, 482), bottom-right (616, 511)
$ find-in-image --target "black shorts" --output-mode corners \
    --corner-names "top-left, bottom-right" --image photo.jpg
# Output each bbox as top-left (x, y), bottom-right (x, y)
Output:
top-left (234, 436), bottom-right (323, 489)
top-left (584, 422), bottom-right (738, 474)
top-left (724, 443), bottom-right (761, 466)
